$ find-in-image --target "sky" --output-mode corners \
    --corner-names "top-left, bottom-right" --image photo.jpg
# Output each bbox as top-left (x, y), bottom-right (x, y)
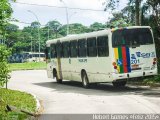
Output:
top-left (10, 0), bottom-right (128, 29)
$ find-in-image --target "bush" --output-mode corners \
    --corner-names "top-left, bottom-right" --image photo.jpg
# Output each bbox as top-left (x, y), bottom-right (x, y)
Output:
top-left (0, 45), bottom-right (11, 87)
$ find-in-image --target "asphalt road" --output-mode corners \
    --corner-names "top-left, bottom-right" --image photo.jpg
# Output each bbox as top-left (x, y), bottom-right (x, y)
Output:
top-left (8, 70), bottom-right (160, 114)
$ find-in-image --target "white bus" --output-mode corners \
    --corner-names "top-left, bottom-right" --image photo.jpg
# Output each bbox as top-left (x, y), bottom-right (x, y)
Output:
top-left (45, 26), bottom-right (157, 88)
top-left (25, 52), bottom-right (45, 62)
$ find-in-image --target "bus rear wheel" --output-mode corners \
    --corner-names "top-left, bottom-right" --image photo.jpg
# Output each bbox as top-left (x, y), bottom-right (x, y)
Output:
top-left (82, 71), bottom-right (90, 88)
top-left (53, 70), bottom-right (62, 84)
top-left (112, 81), bottom-right (127, 87)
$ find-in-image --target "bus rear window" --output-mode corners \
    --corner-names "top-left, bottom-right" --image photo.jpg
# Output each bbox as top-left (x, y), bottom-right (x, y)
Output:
top-left (112, 28), bottom-right (153, 48)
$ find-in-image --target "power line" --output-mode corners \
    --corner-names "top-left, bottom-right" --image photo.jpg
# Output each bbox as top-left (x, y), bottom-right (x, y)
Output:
top-left (10, 20), bottom-right (46, 26)
top-left (12, 1), bottom-right (105, 12)
top-left (11, 21), bottom-right (31, 25)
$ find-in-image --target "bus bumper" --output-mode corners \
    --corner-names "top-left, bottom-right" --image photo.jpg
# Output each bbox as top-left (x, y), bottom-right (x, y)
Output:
top-left (112, 69), bottom-right (158, 80)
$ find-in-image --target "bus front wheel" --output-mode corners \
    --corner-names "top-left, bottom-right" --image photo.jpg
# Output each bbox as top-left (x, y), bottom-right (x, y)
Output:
top-left (82, 71), bottom-right (90, 88)
top-left (112, 81), bottom-right (127, 87)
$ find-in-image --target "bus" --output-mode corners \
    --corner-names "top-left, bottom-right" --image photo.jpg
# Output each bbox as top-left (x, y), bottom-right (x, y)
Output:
top-left (26, 52), bottom-right (45, 62)
top-left (45, 26), bottom-right (157, 88)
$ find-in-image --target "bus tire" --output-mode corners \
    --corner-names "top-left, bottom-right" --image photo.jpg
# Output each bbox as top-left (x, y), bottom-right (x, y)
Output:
top-left (112, 81), bottom-right (127, 87)
top-left (82, 71), bottom-right (90, 88)
top-left (53, 70), bottom-right (62, 84)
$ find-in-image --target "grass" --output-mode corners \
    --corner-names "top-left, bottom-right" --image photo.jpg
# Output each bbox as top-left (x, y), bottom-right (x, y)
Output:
top-left (128, 75), bottom-right (160, 87)
top-left (142, 75), bottom-right (160, 87)
top-left (0, 88), bottom-right (37, 120)
top-left (9, 62), bottom-right (46, 71)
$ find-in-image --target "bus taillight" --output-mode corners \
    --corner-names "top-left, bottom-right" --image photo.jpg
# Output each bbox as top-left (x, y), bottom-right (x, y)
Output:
top-left (112, 62), bottom-right (117, 69)
top-left (153, 58), bottom-right (157, 65)
top-left (112, 62), bottom-right (116, 66)
top-left (153, 61), bottom-right (156, 65)
top-left (114, 66), bottom-right (117, 69)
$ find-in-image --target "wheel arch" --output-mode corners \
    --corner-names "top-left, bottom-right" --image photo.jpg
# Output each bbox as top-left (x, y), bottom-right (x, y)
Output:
top-left (53, 68), bottom-right (57, 78)
top-left (81, 69), bottom-right (86, 79)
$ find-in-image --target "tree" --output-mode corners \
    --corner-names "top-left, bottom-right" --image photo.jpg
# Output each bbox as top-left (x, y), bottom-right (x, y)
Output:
top-left (0, 0), bottom-right (15, 88)
top-left (146, 0), bottom-right (160, 32)
top-left (0, 45), bottom-right (11, 88)
top-left (106, 12), bottom-right (130, 27)
top-left (121, 6), bottom-right (135, 25)
top-left (5, 24), bottom-right (19, 48)
top-left (90, 22), bottom-right (106, 31)
top-left (104, 0), bottom-right (143, 25)
top-left (59, 23), bottom-right (90, 35)
top-left (31, 21), bottom-right (41, 29)
top-left (46, 20), bottom-right (62, 38)
top-left (0, 0), bottom-right (16, 43)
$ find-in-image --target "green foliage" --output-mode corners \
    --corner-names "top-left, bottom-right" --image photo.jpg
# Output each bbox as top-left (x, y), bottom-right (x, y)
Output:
top-left (9, 62), bottom-right (46, 71)
top-left (90, 22), bottom-right (106, 31)
top-left (0, 0), bottom-right (14, 38)
top-left (107, 12), bottom-right (132, 28)
top-left (143, 75), bottom-right (160, 86)
top-left (0, 88), bottom-right (36, 119)
top-left (0, 45), bottom-right (11, 87)
top-left (68, 23), bottom-right (91, 34)
top-left (47, 20), bottom-right (62, 31)
top-left (31, 21), bottom-right (41, 29)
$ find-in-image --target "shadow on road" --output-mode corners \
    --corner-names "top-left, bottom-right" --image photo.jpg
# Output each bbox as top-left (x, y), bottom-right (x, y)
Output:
top-left (33, 80), bottom-right (160, 97)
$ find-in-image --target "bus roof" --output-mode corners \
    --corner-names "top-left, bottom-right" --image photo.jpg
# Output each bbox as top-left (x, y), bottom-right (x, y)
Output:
top-left (46, 26), bottom-right (151, 45)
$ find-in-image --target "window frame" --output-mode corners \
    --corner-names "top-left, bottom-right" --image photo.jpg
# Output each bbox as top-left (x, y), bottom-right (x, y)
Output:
top-left (97, 35), bottom-right (109, 57)
top-left (78, 38), bottom-right (87, 57)
top-left (62, 41), bottom-right (70, 58)
top-left (87, 37), bottom-right (97, 57)
top-left (56, 41), bottom-right (62, 58)
top-left (70, 40), bottom-right (78, 58)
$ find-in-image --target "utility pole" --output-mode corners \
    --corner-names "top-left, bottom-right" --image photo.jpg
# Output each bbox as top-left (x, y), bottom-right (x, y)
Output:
top-left (28, 10), bottom-right (41, 61)
top-left (60, 0), bottom-right (69, 35)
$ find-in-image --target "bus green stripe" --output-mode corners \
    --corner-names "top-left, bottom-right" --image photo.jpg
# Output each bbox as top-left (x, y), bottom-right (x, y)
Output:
top-left (118, 47), bottom-right (124, 73)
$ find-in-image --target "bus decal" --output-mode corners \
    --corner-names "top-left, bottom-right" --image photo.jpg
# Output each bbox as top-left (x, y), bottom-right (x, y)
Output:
top-left (136, 52), bottom-right (155, 58)
top-left (114, 47), bottom-right (120, 73)
top-left (78, 59), bottom-right (87, 63)
top-left (114, 46), bottom-right (131, 73)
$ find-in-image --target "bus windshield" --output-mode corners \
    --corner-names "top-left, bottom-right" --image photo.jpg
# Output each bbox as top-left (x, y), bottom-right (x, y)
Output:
top-left (112, 28), bottom-right (153, 48)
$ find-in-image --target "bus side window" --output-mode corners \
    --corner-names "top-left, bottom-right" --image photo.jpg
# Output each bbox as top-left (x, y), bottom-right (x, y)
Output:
top-left (78, 39), bottom-right (87, 57)
top-left (51, 44), bottom-right (57, 58)
top-left (56, 42), bottom-right (62, 58)
top-left (97, 36), bottom-right (109, 57)
top-left (70, 40), bottom-right (78, 58)
top-left (87, 37), bottom-right (97, 57)
top-left (63, 41), bottom-right (70, 58)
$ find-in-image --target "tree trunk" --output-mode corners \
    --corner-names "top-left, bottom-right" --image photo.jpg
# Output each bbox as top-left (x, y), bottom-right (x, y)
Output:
top-left (135, 0), bottom-right (140, 26)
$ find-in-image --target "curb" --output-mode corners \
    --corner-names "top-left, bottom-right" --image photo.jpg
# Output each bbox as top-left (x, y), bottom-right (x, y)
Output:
top-left (31, 93), bottom-right (41, 112)
top-left (29, 93), bottom-right (44, 116)
top-left (12, 68), bottom-right (46, 71)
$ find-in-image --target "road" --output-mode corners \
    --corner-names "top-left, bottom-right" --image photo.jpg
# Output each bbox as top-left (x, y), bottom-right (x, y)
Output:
top-left (8, 70), bottom-right (160, 114)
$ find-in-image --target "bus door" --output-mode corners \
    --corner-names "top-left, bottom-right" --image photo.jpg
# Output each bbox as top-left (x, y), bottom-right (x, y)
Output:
top-left (45, 47), bottom-right (53, 78)
top-left (56, 41), bottom-right (63, 80)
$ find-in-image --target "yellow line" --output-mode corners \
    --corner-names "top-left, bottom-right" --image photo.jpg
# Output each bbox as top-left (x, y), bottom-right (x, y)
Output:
top-left (114, 48), bottom-right (120, 73)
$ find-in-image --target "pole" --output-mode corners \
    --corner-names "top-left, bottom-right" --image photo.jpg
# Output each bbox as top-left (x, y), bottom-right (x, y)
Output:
top-left (65, 7), bottom-right (69, 35)
top-left (48, 23), bottom-right (49, 40)
top-left (60, 0), bottom-right (69, 35)
top-left (28, 10), bottom-right (41, 61)
top-left (31, 36), bottom-right (32, 53)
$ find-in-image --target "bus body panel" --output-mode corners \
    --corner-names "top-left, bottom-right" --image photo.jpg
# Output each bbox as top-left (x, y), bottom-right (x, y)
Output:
top-left (47, 59), bottom-right (56, 78)
top-left (46, 26), bottom-right (157, 84)
top-left (111, 27), bottom-right (157, 81)
top-left (61, 57), bottom-right (113, 83)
